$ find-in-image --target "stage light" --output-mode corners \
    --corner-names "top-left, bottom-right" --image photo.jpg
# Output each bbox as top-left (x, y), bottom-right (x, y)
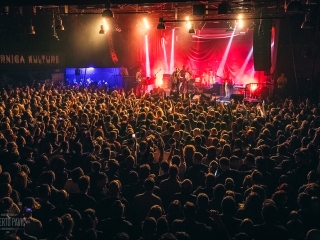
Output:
top-left (301, 13), bottom-right (314, 29)
top-left (28, 20), bottom-right (36, 35)
top-left (286, 0), bottom-right (303, 12)
top-left (189, 24), bottom-right (196, 34)
top-left (238, 14), bottom-right (244, 28)
top-left (56, 18), bottom-right (64, 31)
top-left (186, 16), bottom-right (192, 29)
top-left (250, 83), bottom-right (258, 92)
top-left (143, 18), bottom-right (150, 30)
top-left (99, 25), bottom-right (106, 34)
top-left (157, 17), bottom-right (166, 30)
top-left (102, 2), bottom-right (114, 18)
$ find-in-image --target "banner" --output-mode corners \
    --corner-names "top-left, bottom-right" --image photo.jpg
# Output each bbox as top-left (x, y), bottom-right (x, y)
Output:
top-left (0, 54), bottom-right (64, 66)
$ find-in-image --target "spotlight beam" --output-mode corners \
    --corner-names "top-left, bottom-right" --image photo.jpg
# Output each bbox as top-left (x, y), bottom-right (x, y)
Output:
top-left (161, 37), bottom-right (169, 73)
top-left (145, 35), bottom-right (150, 78)
top-left (238, 47), bottom-right (253, 81)
top-left (217, 24), bottom-right (237, 79)
top-left (170, 28), bottom-right (175, 73)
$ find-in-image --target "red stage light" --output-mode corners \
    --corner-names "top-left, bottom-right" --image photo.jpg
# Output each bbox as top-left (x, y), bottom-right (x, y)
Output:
top-left (250, 83), bottom-right (258, 92)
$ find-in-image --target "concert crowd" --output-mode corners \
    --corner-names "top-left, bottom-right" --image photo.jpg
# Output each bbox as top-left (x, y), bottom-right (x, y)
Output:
top-left (0, 83), bottom-right (319, 240)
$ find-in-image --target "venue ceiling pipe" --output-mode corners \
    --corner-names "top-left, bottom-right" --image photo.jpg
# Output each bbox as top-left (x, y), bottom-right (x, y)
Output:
top-left (301, 13), bottom-right (314, 28)
top-left (102, 1), bottom-right (114, 18)
top-left (306, 0), bottom-right (317, 5)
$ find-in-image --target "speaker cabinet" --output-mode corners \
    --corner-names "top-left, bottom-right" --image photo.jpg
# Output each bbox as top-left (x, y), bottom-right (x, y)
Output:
top-left (230, 94), bottom-right (244, 102)
top-left (253, 20), bottom-right (272, 71)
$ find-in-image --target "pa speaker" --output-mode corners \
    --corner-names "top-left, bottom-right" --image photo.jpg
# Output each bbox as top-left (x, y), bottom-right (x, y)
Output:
top-left (253, 20), bottom-right (272, 71)
top-left (193, 5), bottom-right (206, 16)
top-left (230, 94), bottom-right (244, 102)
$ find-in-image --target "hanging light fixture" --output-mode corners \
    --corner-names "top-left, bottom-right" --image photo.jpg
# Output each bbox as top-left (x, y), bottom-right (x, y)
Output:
top-left (99, 24), bottom-right (106, 34)
top-left (301, 13), bottom-right (314, 28)
top-left (102, 1), bottom-right (114, 18)
top-left (28, 20), bottom-right (36, 34)
top-left (189, 24), bottom-right (195, 34)
top-left (157, 17), bottom-right (166, 29)
top-left (286, 0), bottom-right (303, 12)
top-left (56, 15), bottom-right (64, 31)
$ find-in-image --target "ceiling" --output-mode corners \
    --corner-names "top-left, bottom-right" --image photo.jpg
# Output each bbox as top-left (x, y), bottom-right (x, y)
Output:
top-left (0, 0), bottom-right (293, 22)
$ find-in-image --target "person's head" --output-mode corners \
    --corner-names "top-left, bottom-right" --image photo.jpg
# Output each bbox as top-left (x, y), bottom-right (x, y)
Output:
top-left (207, 146), bottom-right (216, 160)
top-left (298, 192), bottom-right (312, 210)
top-left (159, 233), bottom-right (177, 240)
top-left (224, 178), bottom-right (234, 191)
top-left (71, 167), bottom-right (84, 183)
top-left (148, 205), bottom-right (163, 220)
top-left (13, 171), bottom-right (28, 188)
top-left (307, 170), bottom-right (319, 183)
top-left (48, 217), bottom-right (63, 238)
top-left (61, 214), bottom-right (74, 236)
top-left (183, 145), bottom-right (195, 159)
top-left (305, 229), bottom-right (320, 240)
top-left (113, 233), bottom-right (129, 240)
top-left (183, 202), bottom-right (196, 219)
top-left (142, 217), bottom-right (157, 239)
top-left (37, 184), bottom-right (51, 200)
top-left (239, 218), bottom-right (254, 237)
top-left (209, 160), bottom-right (218, 174)
top-left (251, 170), bottom-right (263, 185)
top-left (111, 200), bottom-right (125, 218)
top-left (229, 155), bottom-right (240, 170)
top-left (219, 157), bottom-right (230, 171)
top-left (77, 175), bottom-right (90, 193)
top-left (181, 179), bottom-right (193, 193)
top-left (167, 200), bottom-right (182, 218)
top-left (160, 161), bottom-right (170, 173)
top-left (222, 196), bottom-right (236, 216)
top-left (262, 203), bottom-right (278, 224)
top-left (204, 173), bottom-right (215, 188)
top-left (91, 161), bottom-right (101, 173)
top-left (109, 180), bottom-right (121, 196)
top-left (144, 177), bottom-right (155, 192)
top-left (196, 193), bottom-right (209, 209)
top-left (139, 164), bottom-right (151, 180)
top-left (169, 165), bottom-right (179, 179)
top-left (193, 152), bottom-right (203, 164)
top-left (175, 232), bottom-right (191, 240)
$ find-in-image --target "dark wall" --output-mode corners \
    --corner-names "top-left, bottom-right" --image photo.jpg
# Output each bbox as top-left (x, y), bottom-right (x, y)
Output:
top-left (276, 15), bottom-right (320, 100)
top-left (0, 14), bottom-right (137, 70)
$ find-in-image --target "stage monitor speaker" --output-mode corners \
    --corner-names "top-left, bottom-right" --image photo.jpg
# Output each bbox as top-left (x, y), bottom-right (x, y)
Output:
top-left (193, 4), bottom-right (206, 16)
top-left (230, 94), bottom-right (244, 102)
top-left (253, 19), bottom-right (272, 71)
top-left (203, 84), bottom-right (221, 95)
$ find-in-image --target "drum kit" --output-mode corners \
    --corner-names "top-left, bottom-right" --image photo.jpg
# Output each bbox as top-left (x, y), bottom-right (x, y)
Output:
top-left (191, 68), bottom-right (217, 86)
